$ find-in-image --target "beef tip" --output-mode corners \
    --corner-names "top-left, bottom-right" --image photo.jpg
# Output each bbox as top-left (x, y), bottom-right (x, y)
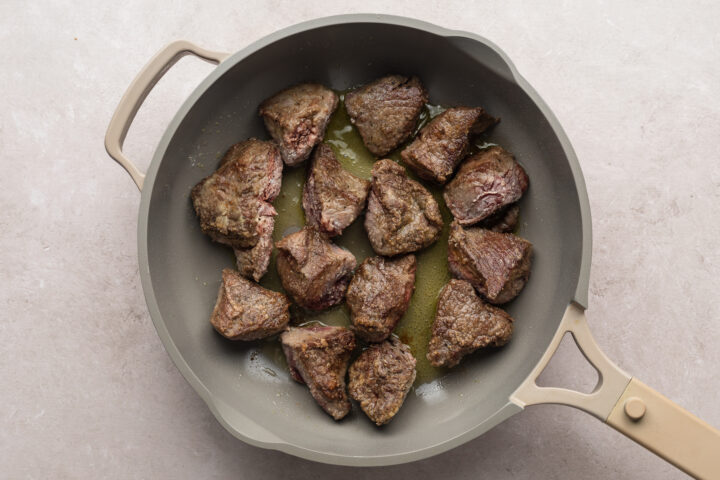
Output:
top-left (364, 160), bottom-right (443, 256)
top-left (477, 203), bottom-right (520, 233)
top-left (444, 146), bottom-right (528, 225)
top-left (276, 227), bottom-right (356, 310)
top-left (401, 107), bottom-right (499, 184)
top-left (346, 255), bottom-right (416, 342)
top-left (448, 221), bottom-right (532, 305)
top-left (348, 337), bottom-right (417, 426)
top-left (344, 75), bottom-right (428, 156)
top-left (191, 139), bottom-right (282, 248)
top-left (259, 83), bottom-right (338, 166)
top-left (210, 269), bottom-right (290, 341)
top-left (302, 143), bottom-right (370, 236)
top-left (427, 279), bottom-right (513, 368)
top-left (232, 214), bottom-right (274, 282)
top-left (280, 326), bottom-right (356, 420)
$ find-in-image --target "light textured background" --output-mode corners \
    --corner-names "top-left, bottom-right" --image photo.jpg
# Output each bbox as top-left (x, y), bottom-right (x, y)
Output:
top-left (1, 1), bottom-right (719, 478)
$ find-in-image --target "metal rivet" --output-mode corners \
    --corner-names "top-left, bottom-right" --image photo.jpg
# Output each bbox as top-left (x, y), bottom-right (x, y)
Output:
top-left (624, 397), bottom-right (646, 421)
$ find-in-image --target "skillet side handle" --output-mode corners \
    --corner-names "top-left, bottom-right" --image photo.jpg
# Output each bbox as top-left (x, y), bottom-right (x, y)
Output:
top-left (511, 303), bottom-right (720, 478)
top-left (104, 41), bottom-right (230, 190)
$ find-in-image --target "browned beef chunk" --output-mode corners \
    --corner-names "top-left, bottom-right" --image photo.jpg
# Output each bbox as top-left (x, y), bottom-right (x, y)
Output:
top-left (478, 203), bottom-right (520, 233)
top-left (209, 269), bottom-right (290, 341)
top-left (364, 160), bottom-right (442, 256)
top-left (444, 146), bottom-right (528, 226)
top-left (447, 221), bottom-right (532, 305)
top-left (280, 326), bottom-right (356, 420)
top-left (259, 83), bottom-right (338, 166)
top-left (302, 143), bottom-right (370, 236)
top-left (348, 337), bottom-right (416, 426)
top-left (427, 279), bottom-right (513, 368)
top-left (232, 214), bottom-right (273, 282)
top-left (346, 255), bottom-right (416, 342)
top-left (191, 139), bottom-right (282, 248)
top-left (344, 75), bottom-right (427, 156)
top-left (401, 107), bottom-right (498, 184)
top-left (275, 227), bottom-right (356, 310)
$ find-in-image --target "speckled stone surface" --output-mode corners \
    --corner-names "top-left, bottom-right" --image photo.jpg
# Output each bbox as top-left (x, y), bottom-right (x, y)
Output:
top-left (1, 1), bottom-right (719, 478)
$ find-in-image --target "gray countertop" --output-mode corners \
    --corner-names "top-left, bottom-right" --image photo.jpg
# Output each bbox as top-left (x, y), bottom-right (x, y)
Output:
top-left (2, 1), bottom-right (719, 478)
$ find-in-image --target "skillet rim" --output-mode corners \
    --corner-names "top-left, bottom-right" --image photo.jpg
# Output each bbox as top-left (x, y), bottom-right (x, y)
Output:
top-left (135, 13), bottom-right (592, 466)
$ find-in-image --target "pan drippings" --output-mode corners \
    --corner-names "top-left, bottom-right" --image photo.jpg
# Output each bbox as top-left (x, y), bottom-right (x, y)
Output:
top-left (258, 93), bottom-right (463, 385)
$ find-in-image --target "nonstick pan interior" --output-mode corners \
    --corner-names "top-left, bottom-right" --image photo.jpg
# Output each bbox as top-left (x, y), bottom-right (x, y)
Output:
top-left (140, 19), bottom-right (586, 464)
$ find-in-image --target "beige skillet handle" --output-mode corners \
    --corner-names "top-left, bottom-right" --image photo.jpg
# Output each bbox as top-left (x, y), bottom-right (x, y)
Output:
top-left (511, 303), bottom-right (720, 479)
top-left (104, 41), bottom-right (230, 190)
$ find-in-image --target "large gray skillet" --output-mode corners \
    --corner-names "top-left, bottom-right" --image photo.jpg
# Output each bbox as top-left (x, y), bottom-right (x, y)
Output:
top-left (105, 14), bottom-right (719, 475)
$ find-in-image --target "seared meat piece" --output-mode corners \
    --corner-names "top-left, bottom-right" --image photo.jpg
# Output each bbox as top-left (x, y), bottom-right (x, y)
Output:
top-left (280, 326), bottom-right (356, 420)
top-left (210, 269), bottom-right (290, 341)
top-left (259, 83), bottom-right (339, 166)
top-left (302, 143), bottom-right (370, 236)
top-left (427, 279), bottom-right (513, 368)
top-left (348, 337), bottom-right (417, 426)
top-left (444, 146), bottom-right (528, 225)
top-left (478, 203), bottom-right (520, 233)
top-left (401, 107), bottom-right (498, 184)
top-left (232, 215), bottom-right (273, 282)
top-left (191, 139), bottom-right (282, 248)
top-left (364, 160), bottom-right (443, 256)
top-left (344, 75), bottom-right (428, 156)
top-left (448, 221), bottom-right (532, 305)
top-left (346, 255), bottom-right (417, 342)
top-left (276, 227), bottom-right (356, 310)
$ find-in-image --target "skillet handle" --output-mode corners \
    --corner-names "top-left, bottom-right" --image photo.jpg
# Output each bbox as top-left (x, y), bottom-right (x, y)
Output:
top-left (607, 379), bottom-right (720, 479)
top-left (104, 41), bottom-right (230, 190)
top-left (511, 303), bottom-right (720, 478)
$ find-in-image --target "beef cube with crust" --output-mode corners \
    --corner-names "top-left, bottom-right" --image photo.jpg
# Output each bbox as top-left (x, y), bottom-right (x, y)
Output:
top-left (401, 107), bottom-right (498, 184)
top-left (280, 326), bottom-right (356, 420)
top-left (344, 75), bottom-right (427, 156)
top-left (364, 160), bottom-right (443, 256)
top-left (478, 203), bottom-right (520, 233)
top-left (276, 227), bottom-right (356, 310)
top-left (348, 337), bottom-right (417, 426)
top-left (210, 269), bottom-right (290, 341)
top-left (427, 279), bottom-right (513, 368)
top-left (346, 255), bottom-right (417, 342)
top-left (232, 214), bottom-right (274, 282)
top-left (191, 139), bottom-right (282, 248)
top-left (448, 221), bottom-right (532, 305)
top-left (259, 83), bottom-right (338, 166)
top-left (302, 143), bottom-right (370, 236)
top-left (444, 146), bottom-right (528, 226)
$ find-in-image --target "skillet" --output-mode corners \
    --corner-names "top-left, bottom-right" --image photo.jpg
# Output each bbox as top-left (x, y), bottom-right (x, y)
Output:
top-left (105, 14), bottom-right (720, 476)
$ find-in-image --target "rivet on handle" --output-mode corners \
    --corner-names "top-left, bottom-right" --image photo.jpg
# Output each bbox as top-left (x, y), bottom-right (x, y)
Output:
top-left (624, 397), bottom-right (646, 421)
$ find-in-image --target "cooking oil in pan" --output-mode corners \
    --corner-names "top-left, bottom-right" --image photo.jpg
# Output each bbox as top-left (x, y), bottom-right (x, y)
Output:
top-left (259, 93), bottom-right (492, 385)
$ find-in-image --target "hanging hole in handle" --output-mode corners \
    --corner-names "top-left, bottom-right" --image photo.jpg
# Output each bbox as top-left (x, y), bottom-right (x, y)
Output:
top-left (511, 304), bottom-right (632, 419)
top-left (535, 331), bottom-right (600, 394)
top-left (122, 55), bottom-right (220, 179)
